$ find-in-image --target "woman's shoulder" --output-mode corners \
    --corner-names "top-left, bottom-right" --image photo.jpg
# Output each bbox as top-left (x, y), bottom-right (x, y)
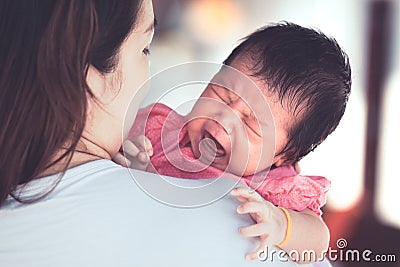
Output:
top-left (0, 160), bottom-right (132, 209)
top-left (0, 160), bottom-right (305, 267)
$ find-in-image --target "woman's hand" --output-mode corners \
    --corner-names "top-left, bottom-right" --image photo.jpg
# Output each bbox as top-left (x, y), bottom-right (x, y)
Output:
top-left (113, 136), bottom-right (153, 171)
top-left (231, 187), bottom-right (287, 260)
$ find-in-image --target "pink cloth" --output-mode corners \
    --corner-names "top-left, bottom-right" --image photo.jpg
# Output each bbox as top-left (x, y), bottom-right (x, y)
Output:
top-left (129, 103), bottom-right (330, 215)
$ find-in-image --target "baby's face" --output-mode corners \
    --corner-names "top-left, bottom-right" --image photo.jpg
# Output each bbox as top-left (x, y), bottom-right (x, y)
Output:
top-left (186, 63), bottom-right (291, 176)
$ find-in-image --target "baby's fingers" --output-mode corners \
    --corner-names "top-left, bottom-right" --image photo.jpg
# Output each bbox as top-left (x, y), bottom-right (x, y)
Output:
top-left (245, 239), bottom-right (268, 261)
top-left (231, 187), bottom-right (264, 202)
top-left (122, 140), bottom-right (140, 157)
top-left (237, 201), bottom-right (268, 216)
top-left (134, 135), bottom-right (153, 156)
top-left (113, 152), bottom-right (131, 168)
top-left (235, 196), bottom-right (251, 203)
top-left (137, 151), bottom-right (150, 163)
top-left (239, 222), bottom-right (268, 238)
top-left (245, 251), bottom-right (260, 261)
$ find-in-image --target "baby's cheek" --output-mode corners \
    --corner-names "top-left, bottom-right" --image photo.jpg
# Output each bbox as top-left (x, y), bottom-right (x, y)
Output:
top-left (227, 143), bottom-right (248, 175)
top-left (244, 143), bottom-right (267, 172)
top-left (259, 142), bottom-right (276, 170)
top-left (186, 118), bottom-right (202, 134)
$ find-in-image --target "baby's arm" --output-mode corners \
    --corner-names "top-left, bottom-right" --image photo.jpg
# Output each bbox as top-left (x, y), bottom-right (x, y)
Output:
top-left (113, 136), bottom-right (153, 171)
top-left (231, 187), bottom-right (329, 264)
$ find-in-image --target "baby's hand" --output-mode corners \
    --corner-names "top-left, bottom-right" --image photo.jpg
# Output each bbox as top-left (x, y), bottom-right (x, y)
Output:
top-left (113, 136), bottom-right (153, 171)
top-left (231, 187), bottom-right (287, 261)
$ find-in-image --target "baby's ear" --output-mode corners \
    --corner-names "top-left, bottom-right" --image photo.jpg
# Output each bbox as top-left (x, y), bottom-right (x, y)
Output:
top-left (294, 162), bottom-right (301, 173)
top-left (272, 154), bottom-right (286, 167)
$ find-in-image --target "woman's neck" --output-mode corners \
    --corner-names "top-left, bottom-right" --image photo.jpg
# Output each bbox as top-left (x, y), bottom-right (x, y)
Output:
top-left (39, 137), bottom-right (112, 177)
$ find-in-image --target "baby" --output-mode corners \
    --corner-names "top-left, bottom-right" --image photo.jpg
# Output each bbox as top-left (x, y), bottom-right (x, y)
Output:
top-left (116, 22), bottom-right (351, 263)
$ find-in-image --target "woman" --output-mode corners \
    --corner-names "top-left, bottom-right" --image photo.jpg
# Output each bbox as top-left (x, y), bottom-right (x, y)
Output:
top-left (0, 1), bottom-right (312, 266)
top-left (0, 0), bottom-right (155, 197)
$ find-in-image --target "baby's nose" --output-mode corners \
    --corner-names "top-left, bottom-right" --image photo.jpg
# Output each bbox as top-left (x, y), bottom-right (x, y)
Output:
top-left (215, 109), bottom-right (242, 135)
top-left (219, 119), bottom-right (233, 135)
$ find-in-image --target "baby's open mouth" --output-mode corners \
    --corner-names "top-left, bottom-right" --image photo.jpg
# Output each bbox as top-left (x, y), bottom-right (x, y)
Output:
top-left (202, 131), bottom-right (226, 158)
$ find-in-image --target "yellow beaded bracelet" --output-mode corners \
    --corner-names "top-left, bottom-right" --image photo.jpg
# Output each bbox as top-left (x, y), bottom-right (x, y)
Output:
top-left (277, 207), bottom-right (293, 247)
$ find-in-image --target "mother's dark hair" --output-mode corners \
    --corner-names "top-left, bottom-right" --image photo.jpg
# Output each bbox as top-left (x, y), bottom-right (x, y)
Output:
top-left (0, 0), bottom-right (143, 205)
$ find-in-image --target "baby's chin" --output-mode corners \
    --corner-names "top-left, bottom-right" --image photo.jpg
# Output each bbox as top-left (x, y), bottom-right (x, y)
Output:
top-left (231, 168), bottom-right (256, 177)
top-left (193, 148), bottom-right (259, 177)
top-left (209, 161), bottom-right (255, 177)
top-left (226, 163), bottom-right (271, 177)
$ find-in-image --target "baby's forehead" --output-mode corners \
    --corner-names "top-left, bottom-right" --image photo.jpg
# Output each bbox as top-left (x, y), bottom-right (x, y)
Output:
top-left (211, 63), bottom-right (271, 100)
top-left (211, 63), bottom-right (297, 123)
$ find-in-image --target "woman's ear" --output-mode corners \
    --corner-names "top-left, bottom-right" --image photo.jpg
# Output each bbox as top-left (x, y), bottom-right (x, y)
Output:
top-left (86, 65), bottom-right (106, 98)
top-left (86, 64), bottom-right (122, 103)
top-left (85, 65), bottom-right (109, 124)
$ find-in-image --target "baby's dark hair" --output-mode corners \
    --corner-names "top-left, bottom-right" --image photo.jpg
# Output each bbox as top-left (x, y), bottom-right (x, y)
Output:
top-left (224, 22), bottom-right (351, 165)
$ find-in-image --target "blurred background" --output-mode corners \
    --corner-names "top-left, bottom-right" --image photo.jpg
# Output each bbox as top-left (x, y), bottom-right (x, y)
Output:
top-left (148, 0), bottom-right (399, 266)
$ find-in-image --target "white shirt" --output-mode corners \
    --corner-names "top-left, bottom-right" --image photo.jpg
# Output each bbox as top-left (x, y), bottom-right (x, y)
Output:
top-left (0, 160), bottom-right (313, 267)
